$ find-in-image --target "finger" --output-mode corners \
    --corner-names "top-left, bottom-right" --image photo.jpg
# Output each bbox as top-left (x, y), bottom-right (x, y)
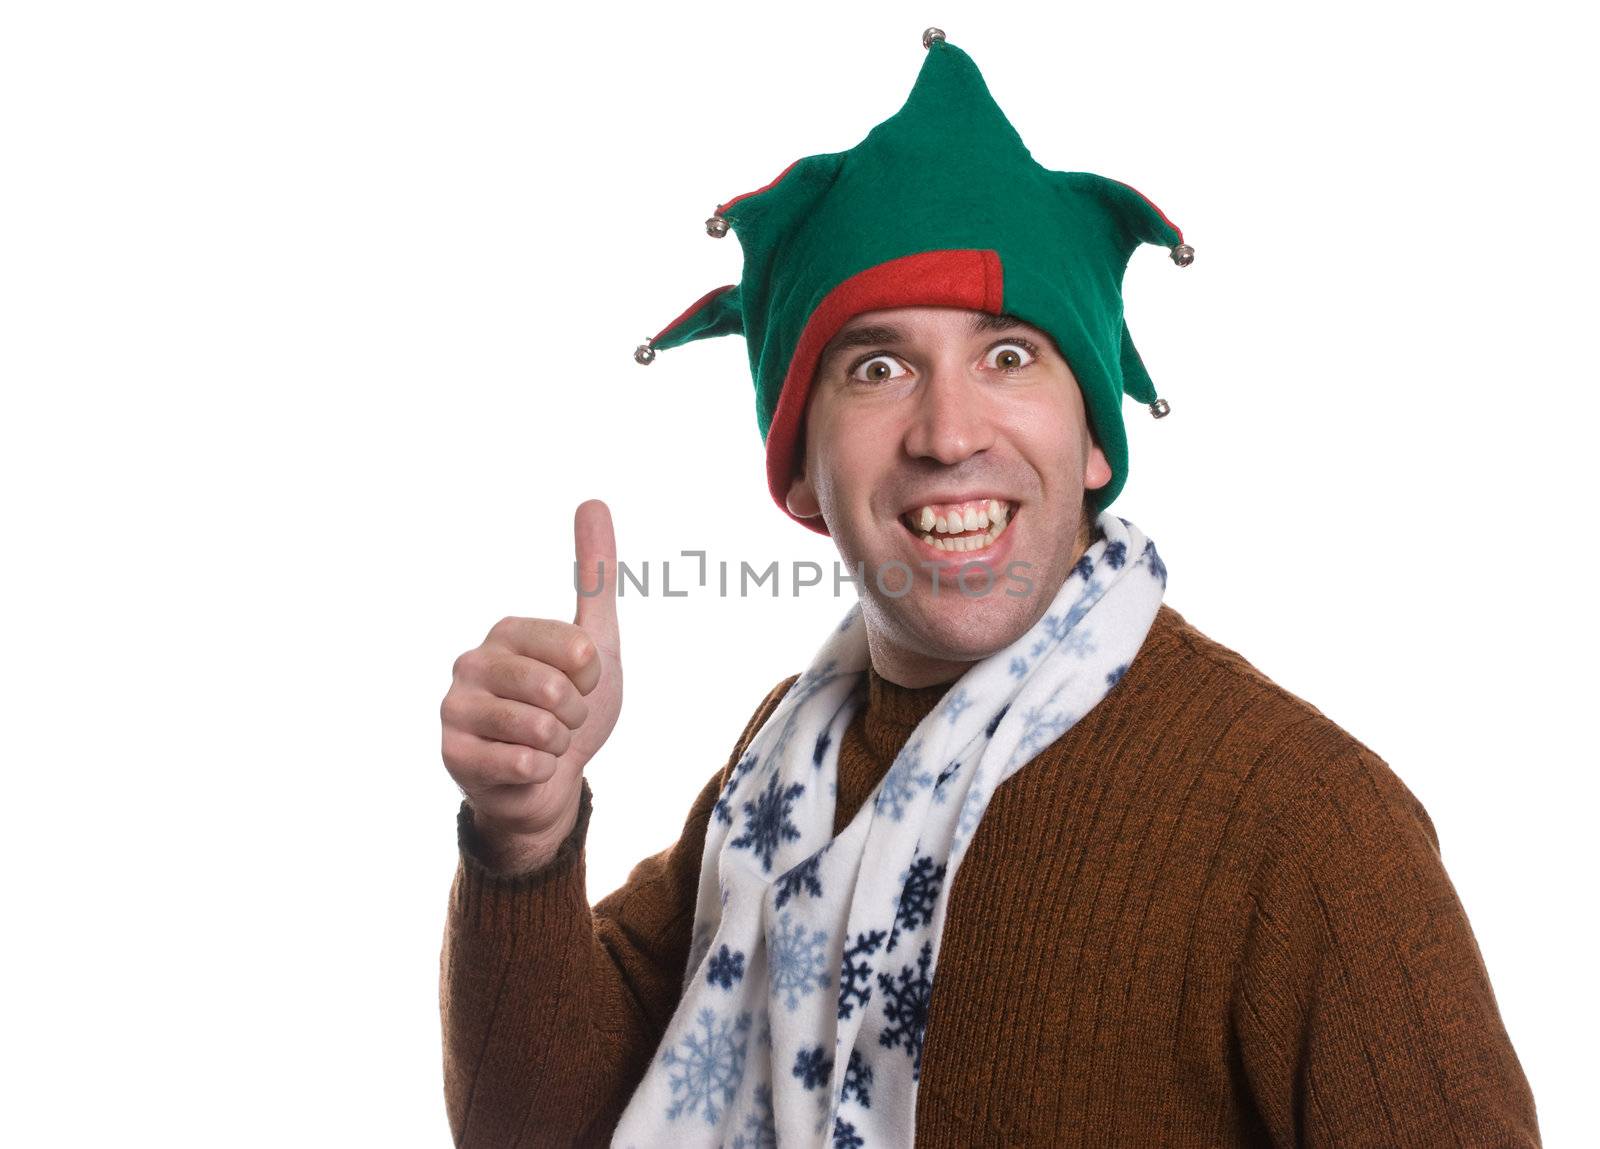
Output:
top-left (454, 691), bottom-right (574, 757)
top-left (478, 653), bottom-right (590, 730)
top-left (572, 498), bottom-right (619, 654)
top-left (444, 726), bottom-right (559, 788)
top-left (486, 616), bottom-right (600, 695)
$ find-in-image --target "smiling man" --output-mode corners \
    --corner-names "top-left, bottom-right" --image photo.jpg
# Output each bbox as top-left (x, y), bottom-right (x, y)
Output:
top-left (786, 306), bottom-right (1109, 686)
top-left (438, 30), bottom-right (1541, 1149)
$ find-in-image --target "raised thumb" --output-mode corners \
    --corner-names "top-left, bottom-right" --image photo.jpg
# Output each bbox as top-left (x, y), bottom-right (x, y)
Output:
top-left (572, 498), bottom-right (619, 648)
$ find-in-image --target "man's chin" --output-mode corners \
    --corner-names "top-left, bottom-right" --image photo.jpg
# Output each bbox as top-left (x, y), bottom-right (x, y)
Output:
top-left (864, 580), bottom-right (1042, 664)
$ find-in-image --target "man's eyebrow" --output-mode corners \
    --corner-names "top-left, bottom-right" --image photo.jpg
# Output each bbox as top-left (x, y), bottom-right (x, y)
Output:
top-left (821, 313), bottom-right (1033, 361)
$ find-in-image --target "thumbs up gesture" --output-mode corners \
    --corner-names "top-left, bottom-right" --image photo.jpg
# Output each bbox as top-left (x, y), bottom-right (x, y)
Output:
top-left (441, 500), bottom-right (624, 870)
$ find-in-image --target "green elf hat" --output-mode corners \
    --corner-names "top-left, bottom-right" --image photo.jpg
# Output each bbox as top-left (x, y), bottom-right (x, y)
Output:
top-left (632, 27), bottom-right (1193, 538)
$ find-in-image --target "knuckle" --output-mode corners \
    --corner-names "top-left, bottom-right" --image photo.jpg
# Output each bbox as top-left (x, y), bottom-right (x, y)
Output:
top-left (570, 635), bottom-right (595, 668)
top-left (535, 673), bottom-right (565, 712)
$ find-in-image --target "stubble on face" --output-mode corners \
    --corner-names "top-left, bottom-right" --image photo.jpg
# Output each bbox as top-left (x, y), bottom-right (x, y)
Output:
top-left (786, 307), bottom-right (1112, 687)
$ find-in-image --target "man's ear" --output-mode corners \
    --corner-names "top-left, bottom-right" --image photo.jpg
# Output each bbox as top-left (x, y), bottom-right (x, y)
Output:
top-left (1083, 429), bottom-right (1112, 492)
top-left (785, 451), bottom-right (821, 519)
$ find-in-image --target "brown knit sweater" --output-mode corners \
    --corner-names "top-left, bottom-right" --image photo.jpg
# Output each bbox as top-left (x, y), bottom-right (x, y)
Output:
top-left (439, 603), bottom-right (1540, 1147)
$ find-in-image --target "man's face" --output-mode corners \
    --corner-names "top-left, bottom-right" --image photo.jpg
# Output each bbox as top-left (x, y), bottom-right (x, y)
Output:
top-left (785, 306), bottom-right (1112, 686)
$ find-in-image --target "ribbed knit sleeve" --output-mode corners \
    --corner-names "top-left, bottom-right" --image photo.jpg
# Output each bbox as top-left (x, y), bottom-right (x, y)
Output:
top-left (1231, 733), bottom-right (1542, 1148)
top-left (438, 674), bottom-right (797, 1148)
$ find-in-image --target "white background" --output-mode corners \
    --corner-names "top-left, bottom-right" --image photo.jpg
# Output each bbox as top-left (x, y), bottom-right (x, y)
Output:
top-left (3, 1), bottom-right (1593, 1144)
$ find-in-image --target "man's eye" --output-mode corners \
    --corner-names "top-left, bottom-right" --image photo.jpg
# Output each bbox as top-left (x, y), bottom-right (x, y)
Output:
top-left (849, 354), bottom-right (909, 384)
top-left (986, 340), bottom-right (1038, 371)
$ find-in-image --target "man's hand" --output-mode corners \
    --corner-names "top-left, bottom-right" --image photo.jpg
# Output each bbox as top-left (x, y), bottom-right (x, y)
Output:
top-left (440, 499), bottom-right (623, 870)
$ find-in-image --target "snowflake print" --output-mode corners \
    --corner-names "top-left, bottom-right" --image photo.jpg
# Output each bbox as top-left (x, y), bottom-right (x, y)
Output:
top-left (836, 928), bottom-right (887, 1020)
top-left (731, 1083), bottom-right (777, 1149)
top-left (874, 739), bottom-right (934, 821)
top-left (842, 1048), bottom-right (873, 1108)
top-left (1062, 626), bottom-right (1097, 659)
top-left (812, 727), bottom-right (833, 766)
top-left (768, 912), bottom-right (831, 1011)
top-left (832, 1115), bottom-right (864, 1149)
top-left (792, 1044), bottom-right (834, 1089)
top-left (1104, 537), bottom-right (1127, 568)
top-left (774, 849), bottom-right (825, 909)
top-left (951, 778), bottom-right (989, 857)
top-left (877, 939), bottom-right (934, 1079)
top-left (1142, 537), bottom-right (1167, 585)
top-left (1106, 662), bottom-right (1128, 687)
top-left (662, 1006), bottom-right (753, 1125)
top-left (887, 853), bottom-right (947, 952)
top-left (715, 749), bottom-right (760, 826)
top-left (730, 770), bottom-right (806, 872)
top-left (1011, 704), bottom-right (1073, 764)
top-left (1070, 552), bottom-right (1094, 582)
top-left (706, 945), bottom-right (745, 990)
top-left (932, 758), bottom-right (963, 803)
top-left (985, 703), bottom-right (1009, 738)
top-left (1008, 655), bottom-right (1029, 678)
top-left (941, 687), bottom-right (972, 724)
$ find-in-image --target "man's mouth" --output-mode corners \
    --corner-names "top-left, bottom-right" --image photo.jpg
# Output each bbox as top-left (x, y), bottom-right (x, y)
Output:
top-left (897, 498), bottom-right (1018, 552)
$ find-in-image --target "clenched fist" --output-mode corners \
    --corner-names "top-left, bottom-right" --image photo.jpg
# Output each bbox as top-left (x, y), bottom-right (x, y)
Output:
top-left (441, 499), bottom-right (623, 871)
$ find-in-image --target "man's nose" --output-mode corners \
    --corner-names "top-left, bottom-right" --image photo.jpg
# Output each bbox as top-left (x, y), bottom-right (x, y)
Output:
top-left (902, 364), bottom-right (994, 465)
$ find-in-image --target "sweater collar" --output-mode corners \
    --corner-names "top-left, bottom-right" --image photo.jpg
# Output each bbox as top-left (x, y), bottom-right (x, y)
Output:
top-left (862, 662), bottom-right (955, 765)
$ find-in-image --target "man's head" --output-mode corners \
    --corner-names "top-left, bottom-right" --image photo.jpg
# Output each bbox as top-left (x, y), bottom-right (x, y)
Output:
top-left (784, 305), bottom-right (1111, 687)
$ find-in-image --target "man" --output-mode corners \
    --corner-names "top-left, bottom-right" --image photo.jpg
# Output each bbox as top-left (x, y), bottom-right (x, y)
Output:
top-left (438, 30), bottom-right (1540, 1148)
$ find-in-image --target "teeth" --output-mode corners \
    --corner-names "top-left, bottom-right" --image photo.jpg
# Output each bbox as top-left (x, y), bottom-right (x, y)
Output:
top-left (904, 500), bottom-right (1018, 551)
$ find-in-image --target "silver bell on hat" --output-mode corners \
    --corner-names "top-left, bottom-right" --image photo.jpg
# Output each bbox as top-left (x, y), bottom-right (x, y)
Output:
top-left (1148, 398), bottom-right (1170, 418)
top-left (1170, 243), bottom-right (1194, 267)
top-left (705, 214), bottom-right (730, 238)
top-left (634, 340), bottom-right (656, 365)
top-left (922, 27), bottom-right (945, 49)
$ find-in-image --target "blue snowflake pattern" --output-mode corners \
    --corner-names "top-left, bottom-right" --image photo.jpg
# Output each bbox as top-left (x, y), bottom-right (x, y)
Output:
top-left (662, 1006), bottom-right (753, 1125)
top-left (793, 1044), bottom-right (834, 1089)
top-left (1011, 704), bottom-right (1073, 764)
top-left (774, 849), bottom-right (825, 909)
top-left (1062, 626), bottom-right (1097, 659)
top-left (832, 1116), bottom-right (864, 1149)
top-left (837, 928), bottom-right (888, 1019)
top-left (714, 749), bottom-right (760, 826)
top-left (730, 770), bottom-right (806, 873)
top-left (768, 912), bottom-right (832, 1011)
top-left (1106, 662), bottom-right (1128, 687)
top-left (985, 704), bottom-right (1009, 738)
top-left (941, 687), bottom-right (972, 725)
top-left (874, 739), bottom-right (935, 821)
top-left (842, 1048), bottom-right (874, 1108)
top-left (812, 728), bottom-right (833, 767)
top-left (706, 945), bottom-right (745, 990)
top-left (877, 939), bottom-right (934, 1079)
top-left (951, 779), bottom-right (990, 856)
top-left (1008, 655), bottom-right (1029, 678)
top-left (1070, 552), bottom-right (1094, 582)
top-left (1142, 537), bottom-right (1167, 584)
top-left (932, 758), bottom-right (963, 803)
top-left (1104, 538), bottom-right (1127, 568)
top-left (730, 1083), bottom-right (777, 1149)
top-left (887, 853), bottom-right (947, 952)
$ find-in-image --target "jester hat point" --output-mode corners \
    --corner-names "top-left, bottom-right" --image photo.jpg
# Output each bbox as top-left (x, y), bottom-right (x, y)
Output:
top-left (634, 27), bottom-right (1194, 537)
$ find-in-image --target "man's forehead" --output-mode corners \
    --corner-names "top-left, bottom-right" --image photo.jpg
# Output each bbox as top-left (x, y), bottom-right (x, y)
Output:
top-left (822, 309), bottom-right (1041, 359)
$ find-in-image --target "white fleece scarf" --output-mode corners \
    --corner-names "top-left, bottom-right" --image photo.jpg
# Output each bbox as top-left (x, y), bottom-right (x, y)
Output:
top-left (612, 511), bottom-right (1167, 1148)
